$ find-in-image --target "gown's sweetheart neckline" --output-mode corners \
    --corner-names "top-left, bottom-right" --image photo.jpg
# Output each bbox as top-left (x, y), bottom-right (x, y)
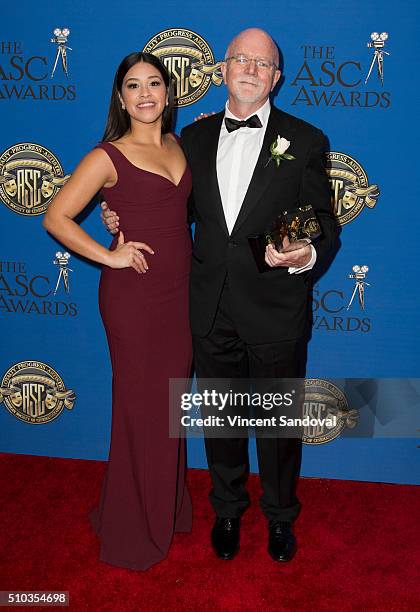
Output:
top-left (106, 141), bottom-right (188, 188)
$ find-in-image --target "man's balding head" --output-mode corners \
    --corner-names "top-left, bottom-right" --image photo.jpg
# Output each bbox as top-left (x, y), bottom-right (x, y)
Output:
top-left (225, 28), bottom-right (279, 68)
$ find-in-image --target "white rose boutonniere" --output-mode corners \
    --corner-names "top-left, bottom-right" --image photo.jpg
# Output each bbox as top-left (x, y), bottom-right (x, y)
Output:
top-left (267, 135), bottom-right (295, 167)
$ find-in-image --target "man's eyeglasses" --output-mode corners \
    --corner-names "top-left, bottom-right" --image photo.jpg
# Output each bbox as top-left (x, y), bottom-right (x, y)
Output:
top-left (224, 54), bottom-right (278, 70)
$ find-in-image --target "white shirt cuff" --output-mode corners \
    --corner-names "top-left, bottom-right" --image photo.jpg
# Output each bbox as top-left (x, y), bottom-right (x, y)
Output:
top-left (288, 244), bottom-right (317, 274)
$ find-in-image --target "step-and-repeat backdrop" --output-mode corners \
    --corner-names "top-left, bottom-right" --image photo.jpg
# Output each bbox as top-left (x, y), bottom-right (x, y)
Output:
top-left (1, 1), bottom-right (419, 484)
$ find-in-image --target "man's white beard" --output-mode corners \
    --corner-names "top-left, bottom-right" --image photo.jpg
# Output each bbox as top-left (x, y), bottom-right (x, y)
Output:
top-left (233, 83), bottom-right (264, 105)
top-left (234, 91), bottom-right (264, 104)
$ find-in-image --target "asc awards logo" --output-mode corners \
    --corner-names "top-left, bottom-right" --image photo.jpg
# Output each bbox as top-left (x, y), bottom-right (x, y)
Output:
top-left (289, 36), bottom-right (391, 108)
top-left (303, 379), bottom-right (358, 444)
top-left (0, 360), bottom-right (76, 424)
top-left (312, 264), bottom-right (372, 333)
top-left (0, 143), bottom-right (70, 215)
top-left (0, 256), bottom-right (77, 317)
top-left (0, 29), bottom-right (76, 101)
top-left (326, 151), bottom-right (380, 225)
top-left (143, 28), bottom-right (222, 106)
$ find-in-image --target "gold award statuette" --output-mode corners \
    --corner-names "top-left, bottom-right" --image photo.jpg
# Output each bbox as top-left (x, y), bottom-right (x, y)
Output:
top-left (248, 204), bottom-right (322, 273)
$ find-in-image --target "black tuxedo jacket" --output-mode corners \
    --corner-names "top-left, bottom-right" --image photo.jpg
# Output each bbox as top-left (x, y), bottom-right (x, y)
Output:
top-left (180, 105), bottom-right (338, 344)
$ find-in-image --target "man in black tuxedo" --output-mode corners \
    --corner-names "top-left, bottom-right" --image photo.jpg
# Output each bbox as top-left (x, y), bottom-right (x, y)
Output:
top-left (102, 28), bottom-right (338, 562)
top-left (181, 28), bottom-right (337, 562)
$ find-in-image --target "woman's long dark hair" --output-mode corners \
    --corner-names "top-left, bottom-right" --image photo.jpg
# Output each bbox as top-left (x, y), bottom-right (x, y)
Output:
top-left (102, 52), bottom-right (174, 141)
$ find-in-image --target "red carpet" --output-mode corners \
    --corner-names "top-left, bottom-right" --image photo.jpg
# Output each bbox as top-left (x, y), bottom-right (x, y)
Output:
top-left (0, 453), bottom-right (419, 611)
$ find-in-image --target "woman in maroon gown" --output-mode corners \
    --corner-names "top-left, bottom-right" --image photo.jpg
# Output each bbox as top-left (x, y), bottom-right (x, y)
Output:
top-left (43, 52), bottom-right (192, 570)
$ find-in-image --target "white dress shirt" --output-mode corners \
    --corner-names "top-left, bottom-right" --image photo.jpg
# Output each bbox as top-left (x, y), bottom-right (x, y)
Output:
top-left (216, 99), bottom-right (316, 274)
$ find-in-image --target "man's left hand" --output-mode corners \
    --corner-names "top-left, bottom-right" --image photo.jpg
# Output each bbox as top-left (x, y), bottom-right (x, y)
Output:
top-left (265, 241), bottom-right (312, 269)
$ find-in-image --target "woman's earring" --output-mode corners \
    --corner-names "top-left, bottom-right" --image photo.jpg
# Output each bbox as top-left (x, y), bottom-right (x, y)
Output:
top-left (121, 103), bottom-right (126, 110)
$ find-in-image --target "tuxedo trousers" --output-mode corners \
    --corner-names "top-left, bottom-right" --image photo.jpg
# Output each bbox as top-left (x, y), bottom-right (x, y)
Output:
top-left (192, 276), bottom-right (305, 522)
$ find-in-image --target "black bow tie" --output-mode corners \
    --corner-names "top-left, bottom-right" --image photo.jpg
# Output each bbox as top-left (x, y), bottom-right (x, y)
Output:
top-left (224, 114), bottom-right (263, 133)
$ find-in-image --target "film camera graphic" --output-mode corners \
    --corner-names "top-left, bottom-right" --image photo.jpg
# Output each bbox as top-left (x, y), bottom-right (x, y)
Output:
top-left (51, 27), bottom-right (72, 78)
top-left (347, 265), bottom-right (370, 311)
top-left (365, 32), bottom-right (390, 86)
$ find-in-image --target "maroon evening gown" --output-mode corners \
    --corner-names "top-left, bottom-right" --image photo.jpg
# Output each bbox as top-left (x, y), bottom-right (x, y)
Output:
top-left (89, 139), bottom-right (192, 571)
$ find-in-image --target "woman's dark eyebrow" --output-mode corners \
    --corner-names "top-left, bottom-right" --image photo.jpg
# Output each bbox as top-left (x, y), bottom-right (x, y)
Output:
top-left (125, 75), bottom-right (162, 82)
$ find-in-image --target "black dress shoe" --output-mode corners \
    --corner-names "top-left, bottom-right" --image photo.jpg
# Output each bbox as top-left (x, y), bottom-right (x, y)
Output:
top-left (268, 520), bottom-right (297, 562)
top-left (211, 517), bottom-right (241, 560)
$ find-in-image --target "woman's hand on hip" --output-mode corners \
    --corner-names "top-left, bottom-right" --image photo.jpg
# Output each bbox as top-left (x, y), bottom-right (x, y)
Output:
top-left (106, 231), bottom-right (154, 274)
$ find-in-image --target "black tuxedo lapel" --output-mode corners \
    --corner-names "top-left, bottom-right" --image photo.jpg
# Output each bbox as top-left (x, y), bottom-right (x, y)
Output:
top-left (198, 112), bottom-right (229, 235)
top-left (230, 107), bottom-right (296, 235)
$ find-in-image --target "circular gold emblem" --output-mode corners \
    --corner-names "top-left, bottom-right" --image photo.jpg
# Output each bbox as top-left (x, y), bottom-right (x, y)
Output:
top-left (325, 151), bottom-right (380, 226)
top-left (0, 361), bottom-right (75, 424)
top-left (143, 28), bottom-right (222, 107)
top-left (0, 143), bottom-right (70, 216)
top-left (303, 378), bottom-right (357, 444)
